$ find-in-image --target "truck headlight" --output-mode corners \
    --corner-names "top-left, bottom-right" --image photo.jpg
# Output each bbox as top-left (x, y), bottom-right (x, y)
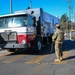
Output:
top-left (21, 40), bottom-right (26, 44)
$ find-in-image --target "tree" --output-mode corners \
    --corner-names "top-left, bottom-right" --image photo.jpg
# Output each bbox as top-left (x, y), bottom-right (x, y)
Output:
top-left (60, 13), bottom-right (69, 32)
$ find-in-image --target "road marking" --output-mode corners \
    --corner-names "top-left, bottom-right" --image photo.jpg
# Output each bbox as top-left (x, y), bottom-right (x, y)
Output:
top-left (25, 55), bottom-right (48, 64)
top-left (28, 63), bottom-right (48, 75)
top-left (51, 50), bottom-right (72, 64)
top-left (2, 55), bottom-right (25, 63)
top-left (0, 52), bottom-right (13, 59)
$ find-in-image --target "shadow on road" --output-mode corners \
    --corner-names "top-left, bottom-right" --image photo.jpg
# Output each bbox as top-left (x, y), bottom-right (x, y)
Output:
top-left (5, 39), bottom-right (75, 56)
top-left (62, 40), bottom-right (75, 61)
top-left (63, 55), bottom-right (75, 61)
top-left (6, 45), bottom-right (51, 56)
top-left (62, 40), bottom-right (75, 51)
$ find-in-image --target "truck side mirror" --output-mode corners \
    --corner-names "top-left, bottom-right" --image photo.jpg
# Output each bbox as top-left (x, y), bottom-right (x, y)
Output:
top-left (33, 17), bottom-right (36, 27)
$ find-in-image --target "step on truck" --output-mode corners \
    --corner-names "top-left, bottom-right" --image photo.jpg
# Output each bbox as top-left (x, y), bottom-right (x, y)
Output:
top-left (0, 8), bottom-right (59, 52)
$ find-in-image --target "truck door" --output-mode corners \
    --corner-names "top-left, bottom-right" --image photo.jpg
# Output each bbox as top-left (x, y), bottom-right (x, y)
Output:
top-left (27, 15), bottom-right (36, 42)
top-left (36, 18), bottom-right (41, 36)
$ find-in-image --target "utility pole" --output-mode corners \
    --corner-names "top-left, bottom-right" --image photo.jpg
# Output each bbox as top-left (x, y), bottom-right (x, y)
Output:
top-left (67, 0), bottom-right (73, 30)
top-left (30, 0), bottom-right (32, 9)
top-left (74, 13), bottom-right (75, 29)
top-left (10, 0), bottom-right (12, 14)
top-left (66, 14), bottom-right (68, 33)
top-left (71, 6), bottom-right (73, 29)
top-left (74, 13), bottom-right (75, 23)
top-left (56, 2), bottom-right (62, 18)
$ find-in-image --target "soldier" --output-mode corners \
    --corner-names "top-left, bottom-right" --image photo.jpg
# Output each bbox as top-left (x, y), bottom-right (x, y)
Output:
top-left (52, 24), bottom-right (64, 62)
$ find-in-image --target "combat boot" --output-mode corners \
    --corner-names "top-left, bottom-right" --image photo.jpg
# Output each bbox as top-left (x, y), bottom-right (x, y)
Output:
top-left (54, 59), bottom-right (61, 62)
top-left (60, 57), bottom-right (63, 61)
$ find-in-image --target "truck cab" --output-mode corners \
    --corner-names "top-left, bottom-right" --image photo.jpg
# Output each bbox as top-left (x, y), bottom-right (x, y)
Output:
top-left (0, 12), bottom-right (36, 51)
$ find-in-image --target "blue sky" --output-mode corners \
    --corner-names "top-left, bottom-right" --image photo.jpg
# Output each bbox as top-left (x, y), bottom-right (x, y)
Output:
top-left (0, 0), bottom-right (75, 18)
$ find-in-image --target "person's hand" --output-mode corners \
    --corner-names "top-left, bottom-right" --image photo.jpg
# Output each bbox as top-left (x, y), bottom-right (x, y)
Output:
top-left (52, 40), bottom-right (54, 43)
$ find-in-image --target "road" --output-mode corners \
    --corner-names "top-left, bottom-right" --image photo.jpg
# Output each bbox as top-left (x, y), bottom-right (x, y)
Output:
top-left (0, 38), bottom-right (75, 75)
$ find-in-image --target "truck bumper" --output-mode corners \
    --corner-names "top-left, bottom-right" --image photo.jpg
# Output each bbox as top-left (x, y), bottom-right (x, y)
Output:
top-left (0, 44), bottom-right (29, 49)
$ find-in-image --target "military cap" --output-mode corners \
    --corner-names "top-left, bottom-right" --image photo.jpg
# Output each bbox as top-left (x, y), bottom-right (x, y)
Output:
top-left (56, 24), bottom-right (60, 29)
top-left (56, 24), bottom-right (60, 27)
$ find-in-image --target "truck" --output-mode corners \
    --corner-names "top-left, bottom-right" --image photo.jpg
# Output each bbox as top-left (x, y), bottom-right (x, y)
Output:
top-left (70, 30), bottom-right (75, 40)
top-left (0, 8), bottom-right (59, 52)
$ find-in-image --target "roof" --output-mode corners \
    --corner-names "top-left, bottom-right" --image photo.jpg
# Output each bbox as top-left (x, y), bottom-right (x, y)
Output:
top-left (0, 12), bottom-right (30, 18)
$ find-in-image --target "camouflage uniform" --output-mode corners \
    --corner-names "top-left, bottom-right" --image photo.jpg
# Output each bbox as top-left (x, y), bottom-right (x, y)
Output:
top-left (52, 29), bottom-right (64, 59)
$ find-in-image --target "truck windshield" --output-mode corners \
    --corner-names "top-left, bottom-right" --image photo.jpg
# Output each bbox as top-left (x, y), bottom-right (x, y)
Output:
top-left (0, 15), bottom-right (28, 28)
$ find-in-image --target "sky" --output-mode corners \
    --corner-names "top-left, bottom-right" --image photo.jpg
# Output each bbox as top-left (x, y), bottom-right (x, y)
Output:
top-left (0, 0), bottom-right (75, 18)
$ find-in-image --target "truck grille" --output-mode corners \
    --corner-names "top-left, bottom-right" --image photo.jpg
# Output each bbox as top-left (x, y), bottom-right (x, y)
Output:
top-left (0, 32), bottom-right (17, 44)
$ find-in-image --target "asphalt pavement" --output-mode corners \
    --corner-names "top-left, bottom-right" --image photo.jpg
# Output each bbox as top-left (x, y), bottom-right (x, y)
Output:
top-left (0, 37), bottom-right (75, 75)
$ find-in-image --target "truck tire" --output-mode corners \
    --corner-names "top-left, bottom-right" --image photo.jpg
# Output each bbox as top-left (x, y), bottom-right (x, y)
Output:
top-left (35, 38), bottom-right (42, 52)
top-left (7, 49), bottom-right (15, 52)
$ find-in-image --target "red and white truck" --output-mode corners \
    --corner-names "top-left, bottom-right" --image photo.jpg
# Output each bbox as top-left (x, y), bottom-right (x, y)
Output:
top-left (0, 8), bottom-right (59, 52)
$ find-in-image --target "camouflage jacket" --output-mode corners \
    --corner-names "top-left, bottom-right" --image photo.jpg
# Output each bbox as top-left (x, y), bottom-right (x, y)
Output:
top-left (52, 29), bottom-right (64, 43)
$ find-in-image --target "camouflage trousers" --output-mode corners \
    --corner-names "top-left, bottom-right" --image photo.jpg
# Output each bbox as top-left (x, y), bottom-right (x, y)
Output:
top-left (55, 42), bottom-right (63, 59)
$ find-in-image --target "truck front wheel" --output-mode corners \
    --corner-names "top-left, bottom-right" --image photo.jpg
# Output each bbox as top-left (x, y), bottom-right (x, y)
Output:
top-left (35, 38), bottom-right (42, 52)
top-left (7, 49), bottom-right (15, 52)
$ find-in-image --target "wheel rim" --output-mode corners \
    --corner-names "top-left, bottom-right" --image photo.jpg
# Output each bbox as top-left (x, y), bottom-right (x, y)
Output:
top-left (38, 41), bottom-right (41, 50)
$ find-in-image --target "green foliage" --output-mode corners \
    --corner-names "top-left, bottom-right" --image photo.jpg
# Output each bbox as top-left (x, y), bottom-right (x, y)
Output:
top-left (60, 13), bottom-right (70, 33)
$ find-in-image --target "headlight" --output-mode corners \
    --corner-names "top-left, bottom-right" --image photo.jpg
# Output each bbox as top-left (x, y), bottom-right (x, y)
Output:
top-left (21, 40), bottom-right (26, 44)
